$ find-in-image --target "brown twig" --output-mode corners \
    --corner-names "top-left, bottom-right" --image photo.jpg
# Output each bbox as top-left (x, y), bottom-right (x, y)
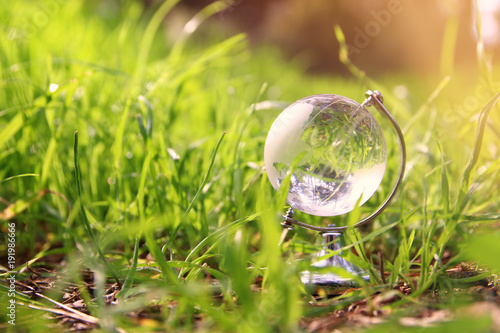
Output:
top-left (28, 304), bottom-right (99, 325)
top-left (33, 292), bottom-right (99, 325)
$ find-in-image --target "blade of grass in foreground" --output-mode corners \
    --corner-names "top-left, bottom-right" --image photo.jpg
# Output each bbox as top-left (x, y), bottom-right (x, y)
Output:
top-left (437, 141), bottom-right (450, 217)
top-left (74, 131), bottom-right (122, 288)
top-left (402, 76), bottom-right (450, 134)
top-left (413, 92), bottom-right (500, 296)
top-left (162, 132), bottom-right (226, 255)
top-left (453, 91), bottom-right (500, 217)
top-left (165, 132), bottom-right (226, 279)
top-left (116, 235), bottom-right (140, 299)
top-left (136, 148), bottom-right (179, 284)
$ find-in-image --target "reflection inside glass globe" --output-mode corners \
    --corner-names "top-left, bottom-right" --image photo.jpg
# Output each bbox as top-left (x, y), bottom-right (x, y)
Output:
top-left (264, 94), bottom-right (388, 216)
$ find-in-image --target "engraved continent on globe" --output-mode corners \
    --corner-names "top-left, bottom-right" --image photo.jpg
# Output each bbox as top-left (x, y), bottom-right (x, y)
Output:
top-left (264, 94), bottom-right (388, 216)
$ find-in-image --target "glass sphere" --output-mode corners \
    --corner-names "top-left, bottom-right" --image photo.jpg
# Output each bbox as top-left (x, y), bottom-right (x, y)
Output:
top-left (264, 94), bottom-right (388, 216)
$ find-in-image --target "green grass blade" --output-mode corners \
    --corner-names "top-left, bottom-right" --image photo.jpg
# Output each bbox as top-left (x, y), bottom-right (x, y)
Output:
top-left (138, 95), bottom-right (154, 138)
top-left (168, 0), bottom-right (233, 63)
top-left (73, 131), bottom-right (122, 288)
top-left (454, 92), bottom-right (500, 218)
top-left (40, 137), bottom-right (56, 186)
top-left (0, 112), bottom-right (23, 151)
top-left (334, 24), bottom-right (366, 80)
top-left (402, 76), bottom-right (450, 134)
top-left (117, 235), bottom-right (140, 299)
top-left (163, 132), bottom-right (226, 254)
top-left (436, 92), bottom-right (500, 252)
top-left (440, 12), bottom-right (459, 76)
top-left (0, 173), bottom-right (39, 183)
top-left (437, 141), bottom-right (450, 216)
top-left (184, 213), bottom-right (258, 263)
top-left (136, 113), bottom-right (148, 143)
top-left (144, 229), bottom-right (180, 285)
top-left (112, 97), bottom-right (131, 170)
top-left (135, 0), bottom-right (181, 77)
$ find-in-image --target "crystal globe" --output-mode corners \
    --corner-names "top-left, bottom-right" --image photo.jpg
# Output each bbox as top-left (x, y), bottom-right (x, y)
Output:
top-left (264, 94), bottom-right (388, 216)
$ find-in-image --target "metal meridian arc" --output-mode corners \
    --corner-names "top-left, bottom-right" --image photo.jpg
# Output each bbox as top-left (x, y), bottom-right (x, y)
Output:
top-left (281, 90), bottom-right (407, 233)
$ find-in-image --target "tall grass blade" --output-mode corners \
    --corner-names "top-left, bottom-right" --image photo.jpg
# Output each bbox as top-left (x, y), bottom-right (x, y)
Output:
top-left (138, 95), bottom-right (154, 138)
top-left (402, 76), bottom-right (450, 134)
top-left (334, 24), bottom-right (366, 80)
top-left (440, 11), bottom-right (459, 77)
top-left (163, 132), bottom-right (226, 254)
top-left (0, 112), bottom-right (23, 151)
top-left (73, 131), bottom-right (122, 288)
top-left (135, 0), bottom-right (181, 78)
top-left (437, 141), bottom-right (450, 216)
top-left (169, 0), bottom-right (233, 63)
top-left (184, 213), bottom-right (258, 263)
top-left (136, 114), bottom-right (148, 143)
top-left (117, 236), bottom-right (140, 299)
top-left (112, 98), bottom-right (131, 170)
top-left (454, 92), bottom-right (500, 218)
top-left (434, 92), bottom-right (500, 250)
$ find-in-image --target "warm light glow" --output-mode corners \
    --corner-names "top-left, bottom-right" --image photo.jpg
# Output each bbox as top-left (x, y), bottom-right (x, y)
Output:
top-left (477, 0), bottom-right (500, 45)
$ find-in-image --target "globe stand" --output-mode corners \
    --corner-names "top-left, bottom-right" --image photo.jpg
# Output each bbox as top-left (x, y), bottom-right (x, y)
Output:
top-left (278, 90), bottom-right (406, 286)
top-left (283, 210), bottom-right (369, 286)
top-left (304, 226), bottom-right (370, 285)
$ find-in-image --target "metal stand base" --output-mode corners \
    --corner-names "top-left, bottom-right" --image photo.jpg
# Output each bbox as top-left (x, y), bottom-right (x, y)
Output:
top-left (301, 231), bottom-right (370, 285)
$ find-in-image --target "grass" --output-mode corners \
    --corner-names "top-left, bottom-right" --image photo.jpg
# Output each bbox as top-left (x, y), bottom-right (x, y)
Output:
top-left (1, 0), bottom-right (500, 332)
